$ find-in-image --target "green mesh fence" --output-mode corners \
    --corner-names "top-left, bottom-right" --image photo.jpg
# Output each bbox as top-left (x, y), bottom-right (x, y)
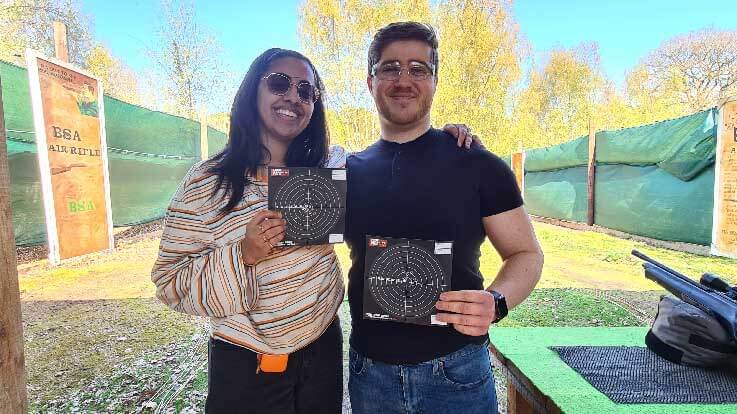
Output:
top-left (519, 109), bottom-right (717, 245)
top-left (596, 109), bottom-right (717, 181)
top-left (525, 167), bottom-right (588, 223)
top-left (207, 125), bottom-right (228, 157)
top-left (526, 135), bottom-right (588, 172)
top-left (2, 60), bottom-right (227, 246)
top-left (595, 165), bottom-right (714, 245)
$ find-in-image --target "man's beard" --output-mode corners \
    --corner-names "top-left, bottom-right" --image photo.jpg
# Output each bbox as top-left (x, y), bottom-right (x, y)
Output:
top-left (376, 89), bottom-right (433, 126)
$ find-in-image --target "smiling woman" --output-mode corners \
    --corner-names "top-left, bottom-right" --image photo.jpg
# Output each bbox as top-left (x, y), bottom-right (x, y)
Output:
top-left (150, 48), bottom-right (346, 414)
top-left (257, 58), bottom-right (317, 151)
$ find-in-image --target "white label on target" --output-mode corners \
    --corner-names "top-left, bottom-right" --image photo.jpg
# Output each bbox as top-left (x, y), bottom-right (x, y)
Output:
top-left (430, 314), bottom-right (448, 326)
top-left (329, 233), bottom-right (344, 243)
top-left (434, 242), bottom-right (452, 255)
top-left (331, 169), bottom-right (347, 181)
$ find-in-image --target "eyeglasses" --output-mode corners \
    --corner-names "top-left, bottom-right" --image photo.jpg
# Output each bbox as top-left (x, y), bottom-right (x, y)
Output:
top-left (371, 61), bottom-right (435, 81)
top-left (263, 72), bottom-right (321, 103)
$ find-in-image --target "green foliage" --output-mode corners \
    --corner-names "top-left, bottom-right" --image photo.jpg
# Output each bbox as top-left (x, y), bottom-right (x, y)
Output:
top-left (627, 28), bottom-right (737, 113)
top-left (0, 0), bottom-right (93, 66)
top-left (146, 0), bottom-right (230, 119)
top-left (299, 2), bottom-right (731, 156)
top-left (85, 44), bottom-right (141, 104)
top-left (513, 44), bottom-right (603, 150)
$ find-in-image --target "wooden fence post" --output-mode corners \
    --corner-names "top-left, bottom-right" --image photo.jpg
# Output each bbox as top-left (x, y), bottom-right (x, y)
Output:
top-left (53, 21), bottom-right (68, 62)
top-left (0, 77), bottom-right (28, 413)
top-left (200, 113), bottom-right (209, 160)
top-left (512, 150), bottom-right (525, 199)
top-left (587, 119), bottom-right (597, 226)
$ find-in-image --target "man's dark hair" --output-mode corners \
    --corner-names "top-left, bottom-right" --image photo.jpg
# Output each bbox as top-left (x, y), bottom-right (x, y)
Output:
top-left (209, 48), bottom-right (329, 213)
top-left (367, 22), bottom-right (439, 76)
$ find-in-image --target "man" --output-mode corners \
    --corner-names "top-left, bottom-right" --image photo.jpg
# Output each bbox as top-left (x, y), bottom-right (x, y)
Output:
top-left (344, 22), bottom-right (544, 414)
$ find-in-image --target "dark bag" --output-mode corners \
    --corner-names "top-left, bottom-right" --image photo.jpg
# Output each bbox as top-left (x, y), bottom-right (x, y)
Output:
top-left (646, 295), bottom-right (737, 369)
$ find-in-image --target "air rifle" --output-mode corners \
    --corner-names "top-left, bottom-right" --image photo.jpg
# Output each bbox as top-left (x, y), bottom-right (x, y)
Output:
top-left (632, 249), bottom-right (737, 342)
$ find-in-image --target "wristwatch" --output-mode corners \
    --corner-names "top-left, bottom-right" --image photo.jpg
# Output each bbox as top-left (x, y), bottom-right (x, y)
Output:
top-left (490, 290), bottom-right (508, 323)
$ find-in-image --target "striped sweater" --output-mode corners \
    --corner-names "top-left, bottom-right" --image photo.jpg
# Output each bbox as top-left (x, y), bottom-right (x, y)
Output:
top-left (151, 146), bottom-right (347, 354)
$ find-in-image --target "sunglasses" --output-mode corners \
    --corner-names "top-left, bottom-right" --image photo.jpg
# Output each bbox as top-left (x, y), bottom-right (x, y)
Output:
top-left (262, 72), bottom-right (321, 103)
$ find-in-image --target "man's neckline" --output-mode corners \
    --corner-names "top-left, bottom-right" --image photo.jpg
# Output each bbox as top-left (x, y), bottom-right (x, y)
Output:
top-left (379, 127), bottom-right (435, 150)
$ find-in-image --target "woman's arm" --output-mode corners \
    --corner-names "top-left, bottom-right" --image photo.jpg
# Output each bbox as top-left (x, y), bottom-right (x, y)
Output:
top-left (151, 169), bottom-right (260, 318)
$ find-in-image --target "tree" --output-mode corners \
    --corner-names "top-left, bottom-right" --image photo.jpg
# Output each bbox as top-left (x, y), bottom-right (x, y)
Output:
top-left (432, 0), bottom-right (524, 156)
top-left (629, 28), bottom-right (737, 112)
top-left (513, 43), bottom-right (604, 148)
top-left (0, 0), bottom-right (93, 66)
top-left (298, 0), bottom-right (524, 153)
top-left (299, 0), bottom-right (430, 151)
top-left (85, 44), bottom-right (140, 103)
top-left (147, 0), bottom-right (229, 119)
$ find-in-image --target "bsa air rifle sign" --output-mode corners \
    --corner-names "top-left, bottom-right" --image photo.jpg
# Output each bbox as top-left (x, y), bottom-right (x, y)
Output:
top-left (712, 98), bottom-right (737, 258)
top-left (26, 49), bottom-right (113, 264)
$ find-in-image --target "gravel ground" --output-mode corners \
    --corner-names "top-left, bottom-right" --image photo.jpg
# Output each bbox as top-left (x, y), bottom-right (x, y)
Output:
top-left (15, 220), bottom-right (164, 264)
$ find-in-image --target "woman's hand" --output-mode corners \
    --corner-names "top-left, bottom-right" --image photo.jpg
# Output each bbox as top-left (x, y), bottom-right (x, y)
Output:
top-left (442, 123), bottom-right (485, 149)
top-left (240, 210), bottom-right (287, 265)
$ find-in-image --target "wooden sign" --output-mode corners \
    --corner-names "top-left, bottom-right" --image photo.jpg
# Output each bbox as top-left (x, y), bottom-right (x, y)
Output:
top-left (26, 49), bottom-right (113, 265)
top-left (712, 98), bottom-right (737, 258)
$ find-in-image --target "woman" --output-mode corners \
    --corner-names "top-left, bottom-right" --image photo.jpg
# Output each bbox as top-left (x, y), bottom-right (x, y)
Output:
top-left (151, 48), bottom-right (475, 413)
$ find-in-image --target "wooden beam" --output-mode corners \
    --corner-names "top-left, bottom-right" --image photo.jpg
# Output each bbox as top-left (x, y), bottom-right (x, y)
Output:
top-left (489, 344), bottom-right (561, 414)
top-left (587, 119), bottom-right (597, 226)
top-left (200, 113), bottom-right (209, 160)
top-left (0, 78), bottom-right (28, 413)
top-left (507, 378), bottom-right (536, 414)
top-left (512, 151), bottom-right (525, 198)
top-left (53, 21), bottom-right (68, 62)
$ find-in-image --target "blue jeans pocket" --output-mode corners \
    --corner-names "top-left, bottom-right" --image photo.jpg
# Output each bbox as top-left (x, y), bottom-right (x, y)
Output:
top-left (438, 343), bottom-right (492, 389)
top-left (349, 348), bottom-right (369, 376)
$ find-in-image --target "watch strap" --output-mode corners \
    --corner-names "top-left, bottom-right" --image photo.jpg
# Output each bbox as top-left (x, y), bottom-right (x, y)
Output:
top-left (490, 290), bottom-right (508, 323)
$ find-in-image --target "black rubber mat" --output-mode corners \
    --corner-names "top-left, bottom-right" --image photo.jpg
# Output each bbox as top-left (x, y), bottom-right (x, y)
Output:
top-left (552, 346), bottom-right (737, 404)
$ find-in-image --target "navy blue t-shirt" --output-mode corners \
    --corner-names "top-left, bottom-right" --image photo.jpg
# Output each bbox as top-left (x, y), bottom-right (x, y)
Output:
top-left (345, 128), bottom-right (524, 364)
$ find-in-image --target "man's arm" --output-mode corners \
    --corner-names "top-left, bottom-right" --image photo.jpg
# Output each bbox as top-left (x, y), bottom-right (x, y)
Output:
top-left (483, 206), bottom-right (543, 308)
top-left (435, 206), bottom-right (543, 336)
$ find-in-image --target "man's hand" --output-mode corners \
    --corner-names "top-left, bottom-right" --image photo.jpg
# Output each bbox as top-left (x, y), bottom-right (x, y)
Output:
top-left (434, 290), bottom-right (496, 336)
top-left (442, 123), bottom-right (485, 149)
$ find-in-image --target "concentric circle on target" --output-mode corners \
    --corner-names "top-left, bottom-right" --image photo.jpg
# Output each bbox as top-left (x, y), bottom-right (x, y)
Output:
top-left (367, 241), bottom-right (447, 319)
top-left (272, 170), bottom-right (343, 241)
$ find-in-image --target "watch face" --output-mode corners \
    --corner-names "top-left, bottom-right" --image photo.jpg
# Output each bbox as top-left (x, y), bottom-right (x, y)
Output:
top-left (491, 290), bottom-right (508, 321)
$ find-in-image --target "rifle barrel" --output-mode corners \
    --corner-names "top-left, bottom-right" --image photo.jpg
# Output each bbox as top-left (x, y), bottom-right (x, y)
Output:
top-left (632, 250), bottom-right (712, 292)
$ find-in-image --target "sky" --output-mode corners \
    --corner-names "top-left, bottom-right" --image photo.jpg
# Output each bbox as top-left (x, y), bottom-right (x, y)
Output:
top-left (82, 0), bottom-right (737, 94)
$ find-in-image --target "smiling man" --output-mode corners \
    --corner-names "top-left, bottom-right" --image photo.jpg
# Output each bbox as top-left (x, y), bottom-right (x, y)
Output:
top-left (344, 22), bottom-right (544, 414)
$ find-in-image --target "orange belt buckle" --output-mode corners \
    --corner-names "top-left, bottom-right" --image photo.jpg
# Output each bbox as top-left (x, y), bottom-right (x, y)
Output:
top-left (256, 354), bottom-right (289, 373)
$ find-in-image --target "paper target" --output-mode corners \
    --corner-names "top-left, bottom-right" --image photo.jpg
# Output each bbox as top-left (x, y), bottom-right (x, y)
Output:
top-left (268, 167), bottom-right (346, 246)
top-left (363, 236), bottom-right (452, 326)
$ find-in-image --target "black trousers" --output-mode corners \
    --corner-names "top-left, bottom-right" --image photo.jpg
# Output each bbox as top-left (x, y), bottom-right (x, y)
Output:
top-left (205, 318), bottom-right (343, 414)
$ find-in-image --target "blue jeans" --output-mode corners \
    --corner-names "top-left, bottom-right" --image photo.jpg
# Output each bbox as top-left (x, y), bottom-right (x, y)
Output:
top-left (348, 342), bottom-right (498, 414)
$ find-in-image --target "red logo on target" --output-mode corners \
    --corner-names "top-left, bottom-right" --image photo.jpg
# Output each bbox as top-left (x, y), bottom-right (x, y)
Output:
top-left (368, 238), bottom-right (387, 248)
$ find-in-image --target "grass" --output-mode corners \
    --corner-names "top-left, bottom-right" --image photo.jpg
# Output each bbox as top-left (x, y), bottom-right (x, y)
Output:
top-left (16, 221), bottom-right (737, 412)
top-left (497, 288), bottom-right (642, 327)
